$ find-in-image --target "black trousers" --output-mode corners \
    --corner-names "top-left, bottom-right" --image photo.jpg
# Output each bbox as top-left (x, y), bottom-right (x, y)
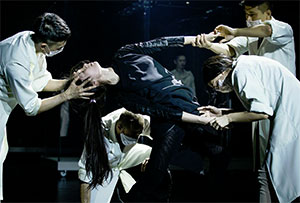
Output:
top-left (126, 119), bottom-right (230, 202)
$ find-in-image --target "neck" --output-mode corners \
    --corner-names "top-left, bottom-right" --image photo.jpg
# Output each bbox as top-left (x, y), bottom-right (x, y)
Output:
top-left (176, 68), bottom-right (184, 73)
top-left (34, 43), bottom-right (42, 54)
top-left (100, 67), bottom-right (120, 85)
top-left (224, 69), bottom-right (233, 86)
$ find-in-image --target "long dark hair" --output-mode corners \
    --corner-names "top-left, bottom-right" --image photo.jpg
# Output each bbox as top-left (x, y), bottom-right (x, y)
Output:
top-left (84, 91), bottom-right (112, 189)
top-left (67, 60), bottom-right (112, 189)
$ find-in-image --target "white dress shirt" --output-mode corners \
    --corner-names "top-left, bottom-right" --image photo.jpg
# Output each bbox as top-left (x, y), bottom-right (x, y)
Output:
top-left (227, 17), bottom-right (296, 76)
top-left (0, 31), bottom-right (52, 200)
top-left (232, 55), bottom-right (300, 202)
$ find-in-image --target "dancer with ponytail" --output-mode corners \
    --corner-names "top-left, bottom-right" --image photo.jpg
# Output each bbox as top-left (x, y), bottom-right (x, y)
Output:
top-left (68, 61), bottom-right (152, 203)
top-left (74, 34), bottom-right (229, 202)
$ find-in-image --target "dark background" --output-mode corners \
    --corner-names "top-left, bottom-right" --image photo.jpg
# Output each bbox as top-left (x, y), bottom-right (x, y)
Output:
top-left (1, 0), bottom-right (299, 163)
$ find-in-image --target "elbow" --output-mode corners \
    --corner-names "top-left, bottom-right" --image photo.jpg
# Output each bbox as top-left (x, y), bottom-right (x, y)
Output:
top-left (24, 99), bottom-right (41, 116)
top-left (112, 74), bottom-right (120, 85)
top-left (262, 114), bottom-right (269, 120)
top-left (257, 113), bottom-right (269, 120)
top-left (228, 46), bottom-right (236, 57)
top-left (25, 109), bottom-right (39, 116)
top-left (262, 24), bottom-right (272, 37)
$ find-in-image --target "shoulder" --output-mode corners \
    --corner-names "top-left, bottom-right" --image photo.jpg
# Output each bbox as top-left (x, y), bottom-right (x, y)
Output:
top-left (102, 108), bottom-right (125, 124)
top-left (186, 70), bottom-right (194, 75)
top-left (233, 56), bottom-right (253, 76)
top-left (142, 114), bottom-right (151, 124)
top-left (170, 69), bottom-right (177, 74)
top-left (265, 17), bottom-right (293, 31)
top-left (1, 31), bottom-right (35, 63)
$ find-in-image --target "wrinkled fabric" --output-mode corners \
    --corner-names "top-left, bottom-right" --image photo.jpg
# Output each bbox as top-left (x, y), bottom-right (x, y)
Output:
top-left (108, 36), bottom-right (221, 202)
top-left (78, 108), bottom-right (152, 203)
top-left (232, 55), bottom-right (300, 202)
top-left (227, 17), bottom-right (296, 75)
top-left (0, 31), bottom-right (52, 200)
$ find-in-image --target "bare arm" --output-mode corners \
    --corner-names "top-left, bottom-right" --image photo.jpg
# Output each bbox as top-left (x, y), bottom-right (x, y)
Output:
top-left (207, 42), bottom-right (235, 56)
top-left (198, 105), bottom-right (233, 117)
top-left (214, 24), bottom-right (272, 40)
top-left (80, 183), bottom-right (91, 203)
top-left (182, 111), bottom-right (215, 125)
top-left (37, 77), bottom-right (95, 114)
top-left (225, 24), bottom-right (272, 38)
top-left (227, 111), bottom-right (269, 122)
top-left (210, 111), bottom-right (269, 130)
top-left (184, 36), bottom-right (197, 45)
top-left (184, 32), bottom-right (219, 46)
top-left (42, 79), bottom-right (68, 92)
top-left (194, 34), bottom-right (235, 56)
top-left (194, 23), bottom-right (271, 57)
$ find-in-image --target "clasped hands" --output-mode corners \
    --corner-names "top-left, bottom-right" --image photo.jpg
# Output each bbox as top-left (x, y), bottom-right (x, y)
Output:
top-left (192, 24), bottom-right (236, 48)
top-left (198, 105), bottom-right (232, 130)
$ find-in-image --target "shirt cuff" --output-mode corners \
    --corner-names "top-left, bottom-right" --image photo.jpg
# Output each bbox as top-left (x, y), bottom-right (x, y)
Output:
top-left (78, 168), bottom-right (92, 183)
top-left (25, 98), bottom-right (41, 116)
top-left (250, 101), bottom-right (273, 117)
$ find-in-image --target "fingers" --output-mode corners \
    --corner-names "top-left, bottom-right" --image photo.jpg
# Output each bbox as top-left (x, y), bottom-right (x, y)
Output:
top-left (197, 106), bottom-right (214, 111)
top-left (67, 76), bottom-right (97, 100)
top-left (200, 111), bottom-right (210, 117)
top-left (206, 31), bottom-right (220, 42)
top-left (77, 92), bottom-right (95, 100)
top-left (214, 24), bottom-right (226, 32)
top-left (194, 34), bottom-right (207, 48)
top-left (79, 77), bottom-right (92, 88)
top-left (81, 92), bottom-right (95, 96)
top-left (71, 76), bottom-right (95, 91)
top-left (209, 118), bottom-right (219, 130)
top-left (199, 109), bottom-right (210, 115)
top-left (73, 65), bottom-right (88, 79)
top-left (209, 117), bottom-right (228, 130)
top-left (83, 85), bottom-right (98, 92)
top-left (141, 162), bottom-right (147, 172)
top-left (141, 158), bottom-right (149, 172)
top-left (198, 105), bottom-right (212, 109)
top-left (214, 26), bottom-right (222, 33)
top-left (219, 38), bottom-right (229, 44)
top-left (71, 76), bottom-right (80, 84)
top-left (197, 106), bottom-right (206, 111)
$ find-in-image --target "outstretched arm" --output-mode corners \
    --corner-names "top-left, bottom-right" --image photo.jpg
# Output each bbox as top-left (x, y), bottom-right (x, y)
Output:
top-left (210, 111), bottom-right (269, 130)
top-left (215, 24), bottom-right (272, 39)
top-left (113, 91), bottom-right (214, 125)
top-left (115, 36), bottom-right (185, 56)
top-left (184, 32), bottom-right (219, 46)
top-left (194, 33), bottom-right (235, 56)
top-left (182, 111), bottom-right (215, 125)
top-left (42, 79), bottom-right (68, 92)
top-left (193, 24), bottom-right (271, 56)
top-left (38, 77), bottom-right (96, 114)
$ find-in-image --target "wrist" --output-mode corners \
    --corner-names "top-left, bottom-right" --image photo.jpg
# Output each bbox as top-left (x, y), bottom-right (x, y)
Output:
top-left (233, 28), bottom-right (239, 37)
top-left (62, 79), bottom-right (69, 88)
top-left (184, 36), bottom-right (196, 45)
top-left (226, 114), bottom-right (232, 123)
top-left (206, 42), bottom-right (214, 49)
top-left (60, 91), bottom-right (69, 101)
top-left (199, 115), bottom-right (212, 125)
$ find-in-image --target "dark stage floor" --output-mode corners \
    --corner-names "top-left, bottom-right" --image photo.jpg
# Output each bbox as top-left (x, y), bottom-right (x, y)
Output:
top-left (2, 152), bottom-right (259, 203)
